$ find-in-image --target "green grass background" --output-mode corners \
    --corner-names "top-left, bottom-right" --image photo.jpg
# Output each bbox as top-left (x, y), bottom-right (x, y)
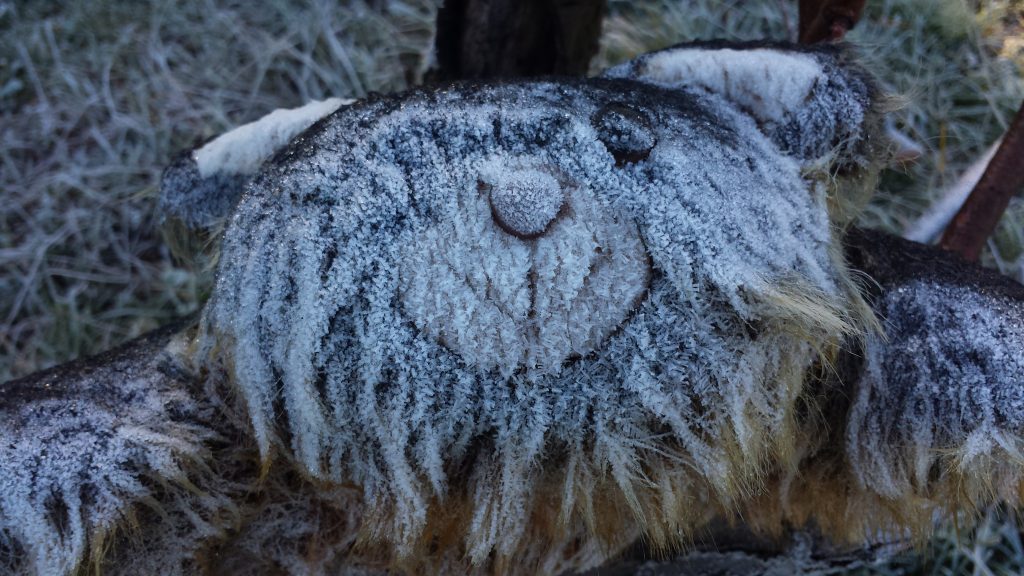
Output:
top-left (2, 0), bottom-right (1023, 573)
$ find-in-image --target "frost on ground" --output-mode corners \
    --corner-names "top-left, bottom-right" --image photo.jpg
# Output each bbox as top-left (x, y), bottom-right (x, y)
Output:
top-left (200, 41), bottom-right (884, 567)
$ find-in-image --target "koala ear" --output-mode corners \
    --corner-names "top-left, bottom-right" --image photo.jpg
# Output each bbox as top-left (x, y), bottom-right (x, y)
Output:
top-left (159, 97), bottom-right (353, 233)
top-left (602, 41), bottom-right (885, 167)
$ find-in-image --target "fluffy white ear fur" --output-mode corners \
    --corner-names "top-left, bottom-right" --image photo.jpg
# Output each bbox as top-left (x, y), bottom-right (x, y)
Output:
top-left (194, 98), bottom-right (353, 178)
top-left (607, 48), bottom-right (824, 124)
top-left (159, 98), bottom-right (353, 232)
top-left (603, 42), bottom-right (878, 166)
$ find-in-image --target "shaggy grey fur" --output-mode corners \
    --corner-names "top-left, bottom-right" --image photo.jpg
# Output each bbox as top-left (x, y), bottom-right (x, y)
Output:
top-left (200, 54), bottom-right (874, 561)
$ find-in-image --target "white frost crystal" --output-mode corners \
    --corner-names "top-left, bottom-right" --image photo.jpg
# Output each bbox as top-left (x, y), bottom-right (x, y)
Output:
top-left (160, 98), bottom-right (355, 231)
top-left (619, 48), bottom-right (824, 124)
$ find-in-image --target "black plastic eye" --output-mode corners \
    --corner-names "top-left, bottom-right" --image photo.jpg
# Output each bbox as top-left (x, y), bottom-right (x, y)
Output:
top-left (592, 103), bottom-right (656, 166)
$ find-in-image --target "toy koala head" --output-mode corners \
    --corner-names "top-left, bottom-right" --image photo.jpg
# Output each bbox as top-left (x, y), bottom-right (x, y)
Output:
top-left (182, 42), bottom-right (889, 566)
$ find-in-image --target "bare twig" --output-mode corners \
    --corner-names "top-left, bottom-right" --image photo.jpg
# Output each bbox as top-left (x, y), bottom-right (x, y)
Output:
top-left (940, 102), bottom-right (1024, 261)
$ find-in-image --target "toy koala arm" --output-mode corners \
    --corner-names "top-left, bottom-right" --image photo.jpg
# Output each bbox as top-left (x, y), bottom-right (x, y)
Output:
top-left (0, 318), bottom-right (233, 575)
top-left (159, 97), bottom-right (353, 231)
top-left (602, 41), bottom-right (882, 166)
top-left (843, 229), bottom-right (1024, 508)
top-left (753, 229), bottom-right (1024, 542)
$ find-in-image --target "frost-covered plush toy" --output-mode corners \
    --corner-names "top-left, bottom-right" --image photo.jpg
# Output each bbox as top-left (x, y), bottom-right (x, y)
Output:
top-left (1, 41), bottom-right (1022, 576)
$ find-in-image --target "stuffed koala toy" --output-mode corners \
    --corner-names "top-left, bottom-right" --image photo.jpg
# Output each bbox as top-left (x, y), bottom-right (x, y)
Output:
top-left (2, 41), bottom-right (1022, 576)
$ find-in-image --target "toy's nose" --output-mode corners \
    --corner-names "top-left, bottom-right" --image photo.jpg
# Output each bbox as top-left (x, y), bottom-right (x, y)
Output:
top-left (487, 169), bottom-right (566, 239)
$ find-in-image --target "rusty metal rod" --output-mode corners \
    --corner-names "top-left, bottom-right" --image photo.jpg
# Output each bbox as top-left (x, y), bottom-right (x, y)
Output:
top-left (940, 102), bottom-right (1024, 262)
